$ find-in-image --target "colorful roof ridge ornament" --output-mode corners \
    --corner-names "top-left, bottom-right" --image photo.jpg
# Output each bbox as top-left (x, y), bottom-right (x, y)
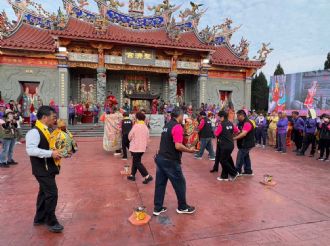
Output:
top-left (253, 42), bottom-right (273, 61)
top-left (232, 37), bottom-right (250, 60)
top-left (0, 10), bottom-right (15, 39)
top-left (1, 0), bottom-right (272, 65)
top-left (178, 1), bottom-right (205, 25)
top-left (128, 0), bottom-right (144, 16)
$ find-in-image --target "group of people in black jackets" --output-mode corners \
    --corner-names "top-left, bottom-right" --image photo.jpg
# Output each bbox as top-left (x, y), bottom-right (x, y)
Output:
top-left (194, 109), bottom-right (256, 181)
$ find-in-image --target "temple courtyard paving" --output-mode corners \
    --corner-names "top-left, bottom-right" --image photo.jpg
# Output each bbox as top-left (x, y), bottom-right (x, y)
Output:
top-left (1, 137), bottom-right (330, 246)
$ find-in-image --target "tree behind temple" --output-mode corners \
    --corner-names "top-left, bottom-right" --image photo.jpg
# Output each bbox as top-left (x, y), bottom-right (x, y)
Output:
top-left (274, 63), bottom-right (285, 75)
top-left (251, 71), bottom-right (269, 112)
top-left (325, 52), bottom-right (330, 69)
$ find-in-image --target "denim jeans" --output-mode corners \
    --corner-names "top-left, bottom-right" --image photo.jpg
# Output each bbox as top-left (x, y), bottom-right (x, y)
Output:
top-left (196, 138), bottom-right (215, 158)
top-left (236, 148), bottom-right (253, 174)
top-left (154, 155), bottom-right (187, 210)
top-left (0, 138), bottom-right (16, 163)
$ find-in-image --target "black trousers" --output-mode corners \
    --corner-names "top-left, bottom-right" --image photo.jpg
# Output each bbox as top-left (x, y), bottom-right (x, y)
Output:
top-left (131, 152), bottom-right (148, 177)
top-left (256, 127), bottom-right (266, 145)
top-left (69, 113), bottom-right (75, 125)
top-left (292, 129), bottom-right (303, 150)
top-left (319, 139), bottom-right (330, 159)
top-left (212, 144), bottom-right (237, 177)
top-left (212, 143), bottom-right (222, 171)
top-left (122, 134), bottom-right (130, 158)
top-left (34, 175), bottom-right (58, 226)
top-left (301, 133), bottom-right (316, 155)
top-left (154, 155), bottom-right (187, 210)
top-left (220, 147), bottom-right (237, 178)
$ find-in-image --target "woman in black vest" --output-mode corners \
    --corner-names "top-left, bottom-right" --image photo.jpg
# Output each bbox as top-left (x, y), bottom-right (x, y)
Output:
top-left (210, 111), bottom-right (239, 181)
top-left (25, 106), bottom-right (63, 233)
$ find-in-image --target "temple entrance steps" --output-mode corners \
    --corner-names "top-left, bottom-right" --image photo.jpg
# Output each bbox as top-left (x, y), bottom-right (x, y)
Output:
top-left (21, 123), bottom-right (104, 138)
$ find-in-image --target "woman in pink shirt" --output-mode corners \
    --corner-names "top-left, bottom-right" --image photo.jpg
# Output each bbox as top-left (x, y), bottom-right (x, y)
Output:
top-left (127, 112), bottom-right (153, 184)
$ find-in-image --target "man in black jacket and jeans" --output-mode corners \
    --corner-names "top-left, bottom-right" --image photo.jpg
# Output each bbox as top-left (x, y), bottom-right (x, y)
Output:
top-left (153, 107), bottom-right (197, 216)
top-left (194, 111), bottom-right (215, 161)
top-left (26, 106), bottom-right (63, 233)
top-left (234, 110), bottom-right (256, 176)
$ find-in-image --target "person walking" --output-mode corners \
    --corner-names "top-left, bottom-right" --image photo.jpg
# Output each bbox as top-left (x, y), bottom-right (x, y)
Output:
top-left (210, 111), bottom-right (239, 181)
top-left (153, 107), bottom-right (197, 216)
top-left (317, 114), bottom-right (330, 161)
top-left (297, 109), bottom-right (317, 157)
top-left (276, 112), bottom-right (288, 154)
top-left (0, 109), bottom-right (18, 168)
top-left (121, 112), bottom-right (133, 160)
top-left (25, 106), bottom-right (63, 233)
top-left (233, 110), bottom-right (256, 176)
top-left (194, 111), bottom-right (215, 161)
top-left (127, 112), bottom-right (153, 184)
top-left (291, 111), bottom-right (304, 152)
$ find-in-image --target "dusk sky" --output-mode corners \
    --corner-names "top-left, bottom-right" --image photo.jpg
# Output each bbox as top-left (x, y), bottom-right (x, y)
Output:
top-left (1, 0), bottom-right (329, 80)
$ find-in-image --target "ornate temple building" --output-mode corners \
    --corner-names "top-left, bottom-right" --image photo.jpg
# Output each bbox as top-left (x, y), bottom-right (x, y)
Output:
top-left (0, 0), bottom-right (272, 121)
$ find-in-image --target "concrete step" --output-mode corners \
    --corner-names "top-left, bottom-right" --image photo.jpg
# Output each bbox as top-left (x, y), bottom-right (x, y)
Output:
top-left (20, 124), bottom-right (105, 138)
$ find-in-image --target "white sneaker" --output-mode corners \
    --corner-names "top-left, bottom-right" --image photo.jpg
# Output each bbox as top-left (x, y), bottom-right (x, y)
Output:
top-left (229, 173), bottom-right (240, 181)
top-left (209, 157), bottom-right (215, 161)
top-left (217, 177), bottom-right (229, 181)
top-left (262, 145), bottom-right (266, 149)
top-left (114, 153), bottom-right (121, 156)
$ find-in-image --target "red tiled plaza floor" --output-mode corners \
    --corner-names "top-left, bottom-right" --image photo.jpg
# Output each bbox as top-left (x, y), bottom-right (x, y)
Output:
top-left (1, 137), bottom-right (330, 246)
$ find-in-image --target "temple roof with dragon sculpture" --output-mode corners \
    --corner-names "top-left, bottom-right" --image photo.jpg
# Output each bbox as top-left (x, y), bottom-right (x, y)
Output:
top-left (0, 0), bottom-right (273, 68)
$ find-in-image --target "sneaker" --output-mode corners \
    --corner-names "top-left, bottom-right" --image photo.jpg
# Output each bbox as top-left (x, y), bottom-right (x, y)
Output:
top-left (262, 145), bottom-right (266, 149)
top-left (209, 157), bottom-right (215, 161)
top-left (121, 158), bottom-right (128, 161)
top-left (153, 207), bottom-right (167, 216)
top-left (15, 142), bottom-right (22, 145)
top-left (0, 163), bottom-right (10, 168)
top-left (256, 144), bottom-right (261, 147)
top-left (127, 175), bottom-right (136, 181)
top-left (33, 220), bottom-right (45, 226)
top-left (209, 169), bottom-right (218, 173)
top-left (114, 153), bottom-right (121, 156)
top-left (317, 157), bottom-right (325, 161)
top-left (324, 158), bottom-right (329, 162)
top-left (217, 177), bottom-right (229, 181)
top-left (194, 156), bottom-right (202, 160)
top-left (241, 172), bottom-right (254, 176)
top-left (142, 175), bottom-right (153, 184)
top-left (176, 205), bottom-right (196, 214)
top-left (8, 160), bottom-right (18, 165)
top-left (229, 172), bottom-right (240, 181)
top-left (47, 223), bottom-right (64, 233)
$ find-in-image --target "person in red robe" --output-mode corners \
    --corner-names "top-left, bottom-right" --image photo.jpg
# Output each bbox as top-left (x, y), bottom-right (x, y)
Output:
top-left (304, 81), bottom-right (317, 109)
top-left (151, 99), bottom-right (158, 114)
top-left (104, 92), bottom-right (118, 113)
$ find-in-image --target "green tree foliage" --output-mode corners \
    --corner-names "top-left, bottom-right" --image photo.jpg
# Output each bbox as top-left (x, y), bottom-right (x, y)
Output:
top-left (251, 72), bottom-right (269, 112)
top-left (324, 52), bottom-right (330, 69)
top-left (274, 63), bottom-right (285, 75)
